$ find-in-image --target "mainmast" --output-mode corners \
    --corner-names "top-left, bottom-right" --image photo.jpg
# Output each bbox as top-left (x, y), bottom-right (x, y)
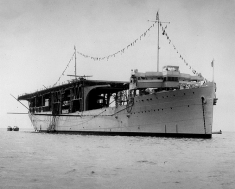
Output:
top-left (212, 59), bottom-right (215, 83)
top-left (74, 46), bottom-right (77, 79)
top-left (149, 12), bottom-right (169, 72)
top-left (157, 12), bottom-right (160, 72)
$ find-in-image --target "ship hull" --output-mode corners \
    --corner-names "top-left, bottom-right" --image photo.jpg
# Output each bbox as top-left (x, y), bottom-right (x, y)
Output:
top-left (29, 83), bottom-right (215, 138)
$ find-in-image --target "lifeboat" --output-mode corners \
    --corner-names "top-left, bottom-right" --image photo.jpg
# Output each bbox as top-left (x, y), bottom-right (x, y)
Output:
top-left (13, 126), bottom-right (19, 131)
top-left (7, 126), bottom-right (12, 131)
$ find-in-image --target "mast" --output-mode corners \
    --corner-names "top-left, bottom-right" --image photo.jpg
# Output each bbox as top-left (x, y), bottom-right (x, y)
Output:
top-left (74, 46), bottom-right (77, 79)
top-left (157, 12), bottom-right (160, 72)
top-left (148, 12), bottom-right (169, 72)
top-left (212, 59), bottom-right (214, 82)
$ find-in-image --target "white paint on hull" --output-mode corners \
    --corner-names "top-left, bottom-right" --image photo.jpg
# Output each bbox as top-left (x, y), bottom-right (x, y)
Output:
top-left (29, 83), bottom-right (215, 136)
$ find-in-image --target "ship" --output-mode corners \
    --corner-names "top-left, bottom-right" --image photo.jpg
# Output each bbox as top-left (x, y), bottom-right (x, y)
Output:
top-left (17, 13), bottom-right (217, 138)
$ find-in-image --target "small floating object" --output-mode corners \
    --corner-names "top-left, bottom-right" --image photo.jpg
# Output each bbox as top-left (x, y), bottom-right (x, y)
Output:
top-left (212, 130), bottom-right (222, 134)
top-left (7, 126), bottom-right (12, 131)
top-left (13, 126), bottom-right (19, 131)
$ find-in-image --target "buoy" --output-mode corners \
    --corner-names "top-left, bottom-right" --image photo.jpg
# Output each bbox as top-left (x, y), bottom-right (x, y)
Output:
top-left (13, 126), bottom-right (19, 131)
top-left (7, 126), bottom-right (12, 131)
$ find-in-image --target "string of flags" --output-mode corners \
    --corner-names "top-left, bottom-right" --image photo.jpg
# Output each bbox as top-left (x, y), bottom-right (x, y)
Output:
top-left (53, 52), bottom-right (75, 87)
top-left (53, 23), bottom-right (156, 86)
top-left (53, 19), bottom-right (208, 86)
top-left (76, 22), bottom-right (156, 61)
top-left (160, 22), bottom-right (204, 79)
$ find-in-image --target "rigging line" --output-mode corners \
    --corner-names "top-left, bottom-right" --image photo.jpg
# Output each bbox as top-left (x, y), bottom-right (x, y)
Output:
top-left (76, 109), bottom-right (107, 126)
top-left (7, 112), bottom-right (28, 114)
top-left (74, 104), bottom-right (130, 125)
top-left (93, 109), bottom-right (107, 118)
top-left (53, 52), bottom-right (75, 87)
top-left (201, 97), bottom-right (207, 134)
top-left (76, 22), bottom-right (156, 61)
top-left (111, 106), bottom-right (129, 116)
top-left (10, 94), bottom-right (29, 110)
top-left (160, 25), bottom-right (205, 80)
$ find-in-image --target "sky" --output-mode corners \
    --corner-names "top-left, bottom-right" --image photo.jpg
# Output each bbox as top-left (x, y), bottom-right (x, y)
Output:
top-left (0, 0), bottom-right (234, 131)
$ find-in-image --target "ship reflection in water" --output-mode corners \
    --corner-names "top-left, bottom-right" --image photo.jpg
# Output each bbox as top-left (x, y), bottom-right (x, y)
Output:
top-left (1, 128), bottom-right (234, 189)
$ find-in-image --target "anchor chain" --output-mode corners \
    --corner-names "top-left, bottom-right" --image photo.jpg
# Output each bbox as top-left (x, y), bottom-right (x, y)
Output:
top-left (201, 97), bottom-right (206, 134)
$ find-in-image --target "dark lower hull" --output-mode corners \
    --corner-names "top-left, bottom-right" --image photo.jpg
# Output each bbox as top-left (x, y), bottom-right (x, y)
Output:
top-left (38, 130), bottom-right (212, 139)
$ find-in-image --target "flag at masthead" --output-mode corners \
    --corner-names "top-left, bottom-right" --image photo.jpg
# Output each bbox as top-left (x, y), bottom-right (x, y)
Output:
top-left (156, 12), bottom-right (159, 21)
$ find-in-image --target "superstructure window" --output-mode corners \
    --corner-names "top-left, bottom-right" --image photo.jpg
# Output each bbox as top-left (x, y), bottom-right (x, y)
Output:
top-left (163, 77), bottom-right (179, 81)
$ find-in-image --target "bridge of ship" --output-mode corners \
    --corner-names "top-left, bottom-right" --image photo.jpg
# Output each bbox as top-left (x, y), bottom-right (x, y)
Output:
top-left (129, 65), bottom-right (204, 94)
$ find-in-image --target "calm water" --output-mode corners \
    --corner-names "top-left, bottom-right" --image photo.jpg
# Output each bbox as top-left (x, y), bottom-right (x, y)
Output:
top-left (0, 128), bottom-right (235, 189)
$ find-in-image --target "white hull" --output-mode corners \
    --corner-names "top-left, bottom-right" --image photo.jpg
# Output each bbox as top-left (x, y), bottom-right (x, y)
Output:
top-left (30, 83), bottom-right (215, 138)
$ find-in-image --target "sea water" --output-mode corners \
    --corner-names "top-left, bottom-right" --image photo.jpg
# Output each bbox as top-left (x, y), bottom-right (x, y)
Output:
top-left (0, 128), bottom-right (235, 189)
